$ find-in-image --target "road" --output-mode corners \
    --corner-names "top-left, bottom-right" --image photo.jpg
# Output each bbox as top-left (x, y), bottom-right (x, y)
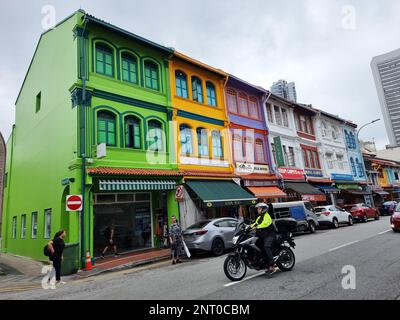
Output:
top-left (1, 216), bottom-right (399, 300)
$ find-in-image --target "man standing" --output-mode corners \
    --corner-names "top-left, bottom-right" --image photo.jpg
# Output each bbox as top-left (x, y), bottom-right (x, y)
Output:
top-left (101, 223), bottom-right (120, 258)
top-left (251, 202), bottom-right (276, 275)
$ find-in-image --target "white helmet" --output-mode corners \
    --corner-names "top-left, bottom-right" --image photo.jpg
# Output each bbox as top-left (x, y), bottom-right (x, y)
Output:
top-left (255, 202), bottom-right (268, 209)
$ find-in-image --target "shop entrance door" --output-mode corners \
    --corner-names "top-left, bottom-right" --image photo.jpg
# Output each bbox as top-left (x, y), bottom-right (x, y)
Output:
top-left (93, 193), bottom-right (152, 257)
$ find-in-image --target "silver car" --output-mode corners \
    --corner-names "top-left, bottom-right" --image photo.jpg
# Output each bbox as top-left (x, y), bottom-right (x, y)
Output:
top-left (182, 218), bottom-right (239, 256)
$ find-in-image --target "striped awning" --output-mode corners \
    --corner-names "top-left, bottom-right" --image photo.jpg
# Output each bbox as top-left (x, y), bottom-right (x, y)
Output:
top-left (99, 179), bottom-right (176, 191)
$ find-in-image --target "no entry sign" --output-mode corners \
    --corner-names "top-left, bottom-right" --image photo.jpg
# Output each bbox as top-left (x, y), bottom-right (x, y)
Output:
top-left (66, 194), bottom-right (83, 211)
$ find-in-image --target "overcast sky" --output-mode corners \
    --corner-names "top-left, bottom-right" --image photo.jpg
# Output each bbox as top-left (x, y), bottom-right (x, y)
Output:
top-left (1, 0), bottom-right (399, 148)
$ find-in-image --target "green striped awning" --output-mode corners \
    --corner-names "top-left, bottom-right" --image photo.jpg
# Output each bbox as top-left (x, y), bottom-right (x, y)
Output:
top-left (99, 179), bottom-right (176, 191)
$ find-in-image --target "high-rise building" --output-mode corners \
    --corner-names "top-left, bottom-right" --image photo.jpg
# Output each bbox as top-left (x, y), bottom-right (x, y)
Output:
top-left (270, 79), bottom-right (297, 102)
top-left (371, 48), bottom-right (400, 147)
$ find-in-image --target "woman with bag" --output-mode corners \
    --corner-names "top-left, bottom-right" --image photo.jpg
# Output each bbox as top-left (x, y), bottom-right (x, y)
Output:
top-left (47, 230), bottom-right (66, 286)
top-left (169, 215), bottom-right (184, 264)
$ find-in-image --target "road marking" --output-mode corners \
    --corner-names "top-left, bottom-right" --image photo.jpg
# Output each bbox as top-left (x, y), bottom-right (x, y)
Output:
top-left (224, 271), bottom-right (265, 287)
top-left (328, 240), bottom-right (360, 252)
top-left (0, 285), bottom-right (41, 293)
top-left (378, 229), bottom-right (391, 235)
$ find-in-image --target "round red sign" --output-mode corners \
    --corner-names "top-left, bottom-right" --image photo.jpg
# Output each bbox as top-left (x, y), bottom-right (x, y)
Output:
top-left (66, 195), bottom-right (82, 211)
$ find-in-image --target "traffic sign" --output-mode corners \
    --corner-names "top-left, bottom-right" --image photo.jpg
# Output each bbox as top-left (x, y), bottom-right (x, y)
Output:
top-left (66, 194), bottom-right (83, 211)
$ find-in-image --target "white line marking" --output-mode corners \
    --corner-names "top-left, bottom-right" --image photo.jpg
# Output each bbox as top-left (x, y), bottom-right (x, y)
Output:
top-left (224, 271), bottom-right (265, 287)
top-left (378, 229), bottom-right (391, 235)
top-left (328, 240), bottom-right (360, 252)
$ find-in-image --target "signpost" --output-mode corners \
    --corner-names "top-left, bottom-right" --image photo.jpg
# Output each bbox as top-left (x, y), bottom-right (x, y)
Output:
top-left (66, 194), bottom-right (83, 212)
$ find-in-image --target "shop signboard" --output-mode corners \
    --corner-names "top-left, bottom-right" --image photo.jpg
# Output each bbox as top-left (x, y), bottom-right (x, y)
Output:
top-left (331, 173), bottom-right (354, 181)
top-left (278, 167), bottom-right (305, 180)
top-left (273, 137), bottom-right (285, 167)
top-left (236, 162), bottom-right (270, 175)
top-left (305, 169), bottom-right (323, 178)
top-left (301, 194), bottom-right (327, 202)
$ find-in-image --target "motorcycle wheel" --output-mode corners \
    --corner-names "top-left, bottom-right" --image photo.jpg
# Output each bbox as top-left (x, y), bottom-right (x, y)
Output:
top-left (223, 255), bottom-right (247, 282)
top-left (277, 247), bottom-right (296, 272)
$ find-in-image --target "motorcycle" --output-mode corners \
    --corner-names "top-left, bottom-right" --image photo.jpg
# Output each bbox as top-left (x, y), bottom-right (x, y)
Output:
top-left (223, 218), bottom-right (297, 281)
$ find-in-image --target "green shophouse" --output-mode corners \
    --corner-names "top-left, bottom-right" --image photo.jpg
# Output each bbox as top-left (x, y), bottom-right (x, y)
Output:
top-left (1, 10), bottom-right (181, 265)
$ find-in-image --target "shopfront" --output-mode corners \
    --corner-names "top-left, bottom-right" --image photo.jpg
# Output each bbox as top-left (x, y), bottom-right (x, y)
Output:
top-left (88, 172), bottom-right (181, 257)
top-left (332, 173), bottom-right (372, 206)
top-left (179, 179), bottom-right (257, 228)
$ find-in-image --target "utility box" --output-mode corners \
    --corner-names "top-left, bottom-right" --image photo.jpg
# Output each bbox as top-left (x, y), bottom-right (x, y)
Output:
top-left (61, 242), bottom-right (80, 276)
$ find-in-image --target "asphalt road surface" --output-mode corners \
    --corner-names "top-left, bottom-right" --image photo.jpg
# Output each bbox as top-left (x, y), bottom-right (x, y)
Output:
top-left (1, 216), bottom-right (399, 300)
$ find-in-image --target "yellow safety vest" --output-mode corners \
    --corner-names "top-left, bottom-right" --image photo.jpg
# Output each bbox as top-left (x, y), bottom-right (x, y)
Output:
top-left (251, 212), bottom-right (273, 230)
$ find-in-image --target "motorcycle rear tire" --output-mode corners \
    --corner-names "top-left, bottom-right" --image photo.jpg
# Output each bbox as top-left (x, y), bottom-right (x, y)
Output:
top-left (276, 247), bottom-right (296, 272)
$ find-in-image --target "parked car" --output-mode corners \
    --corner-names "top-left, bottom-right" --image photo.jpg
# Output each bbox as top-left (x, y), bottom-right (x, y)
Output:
top-left (269, 201), bottom-right (319, 233)
top-left (343, 203), bottom-right (380, 223)
top-left (390, 205), bottom-right (400, 232)
top-left (378, 201), bottom-right (398, 216)
top-left (182, 218), bottom-right (239, 256)
top-left (314, 205), bottom-right (354, 228)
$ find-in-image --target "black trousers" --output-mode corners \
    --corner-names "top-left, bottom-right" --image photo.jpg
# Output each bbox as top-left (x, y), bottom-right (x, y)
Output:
top-left (52, 258), bottom-right (62, 281)
top-left (259, 231), bottom-right (275, 268)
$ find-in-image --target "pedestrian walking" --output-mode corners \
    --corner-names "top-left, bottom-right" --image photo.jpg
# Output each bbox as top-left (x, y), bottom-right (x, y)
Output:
top-left (47, 230), bottom-right (66, 286)
top-left (100, 223), bottom-right (120, 258)
top-left (169, 215), bottom-right (183, 264)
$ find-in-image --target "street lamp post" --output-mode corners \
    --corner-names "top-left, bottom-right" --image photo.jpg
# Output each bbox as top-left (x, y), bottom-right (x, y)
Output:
top-left (356, 118), bottom-right (381, 207)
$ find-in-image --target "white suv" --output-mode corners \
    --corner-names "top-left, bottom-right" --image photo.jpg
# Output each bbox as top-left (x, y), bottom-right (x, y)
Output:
top-left (315, 205), bottom-right (354, 228)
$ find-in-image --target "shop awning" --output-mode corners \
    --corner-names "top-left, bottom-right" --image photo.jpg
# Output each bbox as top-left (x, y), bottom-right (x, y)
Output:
top-left (344, 190), bottom-right (372, 195)
top-left (314, 185), bottom-right (340, 193)
top-left (336, 184), bottom-right (362, 191)
top-left (186, 180), bottom-right (257, 207)
top-left (373, 190), bottom-right (390, 196)
top-left (99, 179), bottom-right (176, 191)
top-left (247, 186), bottom-right (287, 198)
top-left (285, 182), bottom-right (325, 196)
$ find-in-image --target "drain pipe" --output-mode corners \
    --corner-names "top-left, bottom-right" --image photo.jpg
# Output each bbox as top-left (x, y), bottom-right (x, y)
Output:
top-left (79, 13), bottom-right (89, 267)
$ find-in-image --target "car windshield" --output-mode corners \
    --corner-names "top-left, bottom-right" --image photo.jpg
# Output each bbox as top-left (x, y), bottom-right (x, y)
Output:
top-left (187, 221), bottom-right (210, 230)
top-left (383, 201), bottom-right (395, 206)
top-left (396, 204), bottom-right (400, 212)
top-left (314, 207), bottom-right (328, 213)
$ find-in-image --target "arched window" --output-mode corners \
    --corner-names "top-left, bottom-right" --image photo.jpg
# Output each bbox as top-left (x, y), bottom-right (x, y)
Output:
top-left (147, 120), bottom-right (163, 151)
top-left (180, 124), bottom-right (193, 155)
top-left (121, 53), bottom-right (138, 84)
top-left (232, 132), bottom-right (243, 160)
top-left (255, 139), bottom-right (265, 163)
top-left (96, 43), bottom-right (114, 77)
top-left (344, 130), bottom-right (350, 147)
top-left (356, 158), bottom-right (364, 177)
top-left (227, 89), bottom-right (238, 113)
top-left (206, 82), bottom-right (217, 106)
top-left (191, 76), bottom-right (203, 103)
top-left (125, 116), bottom-right (141, 149)
top-left (175, 71), bottom-right (188, 98)
top-left (212, 130), bottom-right (223, 158)
top-left (144, 61), bottom-right (159, 90)
top-left (238, 93), bottom-right (249, 116)
top-left (196, 127), bottom-right (209, 157)
top-left (97, 111), bottom-right (116, 146)
top-left (349, 132), bottom-right (356, 149)
top-left (248, 98), bottom-right (259, 119)
top-left (321, 122), bottom-right (327, 137)
top-left (350, 157), bottom-right (357, 176)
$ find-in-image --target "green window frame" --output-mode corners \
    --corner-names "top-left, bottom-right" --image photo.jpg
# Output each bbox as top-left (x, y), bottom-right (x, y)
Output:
top-left (175, 71), bottom-right (188, 98)
top-left (121, 53), bottom-right (138, 84)
top-left (125, 116), bottom-right (141, 149)
top-left (144, 61), bottom-right (159, 90)
top-left (95, 43), bottom-right (114, 77)
top-left (197, 127), bottom-right (209, 157)
top-left (212, 130), bottom-right (223, 159)
top-left (98, 111), bottom-right (117, 147)
top-left (21, 214), bottom-right (26, 239)
top-left (31, 212), bottom-right (38, 239)
top-left (147, 120), bottom-right (163, 151)
top-left (192, 76), bottom-right (203, 103)
top-left (206, 82), bottom-right (217, 106)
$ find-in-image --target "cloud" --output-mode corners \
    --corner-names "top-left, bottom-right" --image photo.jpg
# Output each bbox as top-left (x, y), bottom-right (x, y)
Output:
top-left (0, 0), bottom-right (399, 148)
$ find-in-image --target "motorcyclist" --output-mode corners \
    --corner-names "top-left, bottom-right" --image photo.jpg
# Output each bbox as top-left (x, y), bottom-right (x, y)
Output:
top-left (250, 202), bottom-right (276, 274)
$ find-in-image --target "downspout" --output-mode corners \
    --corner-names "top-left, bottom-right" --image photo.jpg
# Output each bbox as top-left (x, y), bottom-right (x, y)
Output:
top-left (80, 14), bottom-right (89, 266)
top-left (3, 125), bottom-right (15, 251)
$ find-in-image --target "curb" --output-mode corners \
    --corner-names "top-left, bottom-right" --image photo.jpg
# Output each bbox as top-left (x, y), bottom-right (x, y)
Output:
top-left (73, 255), bottom-right (170, 279)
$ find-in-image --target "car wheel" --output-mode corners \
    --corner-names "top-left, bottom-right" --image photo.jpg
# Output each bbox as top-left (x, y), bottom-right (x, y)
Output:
top-left (211, 238), bottom-right (225, 256)
top-left (363, 215), bottom-right (368, 223)
top-left (332, 218), bottom-right (339, 229)
top-left (375, 213), bottom-right (380, 221)
top-left (348, 216), bottom-right (354, 226)
top-left (308, 221), bottom-right (316, 234)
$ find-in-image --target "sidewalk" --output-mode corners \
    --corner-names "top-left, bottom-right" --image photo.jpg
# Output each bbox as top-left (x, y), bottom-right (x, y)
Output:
top-left (74, 248), bottom-right (171, 278)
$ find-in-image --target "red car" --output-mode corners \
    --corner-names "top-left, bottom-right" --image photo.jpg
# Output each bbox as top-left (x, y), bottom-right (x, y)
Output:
top-left (343, 203), bottom-right (380, 223)
top-left (390, 211), bottom-right (400, 232)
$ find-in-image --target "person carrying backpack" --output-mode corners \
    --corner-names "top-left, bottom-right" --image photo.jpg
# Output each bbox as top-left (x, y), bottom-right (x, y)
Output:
top-left (45, 230), bottom-right (66, 286)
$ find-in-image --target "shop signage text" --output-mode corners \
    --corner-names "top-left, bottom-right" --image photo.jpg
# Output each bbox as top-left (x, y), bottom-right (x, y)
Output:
top-left (273, 137), bottom-right (285, 167)
top-left (331, 173), bottom-right (354, 181)
top-left (236, 162), bottom-right (270, 174)
top-left (278, 167), bottom-right (305, 180)
top-left (301, 194), bottom-right (327, 202)
top-left (305, 169), bottom-right (323, 178)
